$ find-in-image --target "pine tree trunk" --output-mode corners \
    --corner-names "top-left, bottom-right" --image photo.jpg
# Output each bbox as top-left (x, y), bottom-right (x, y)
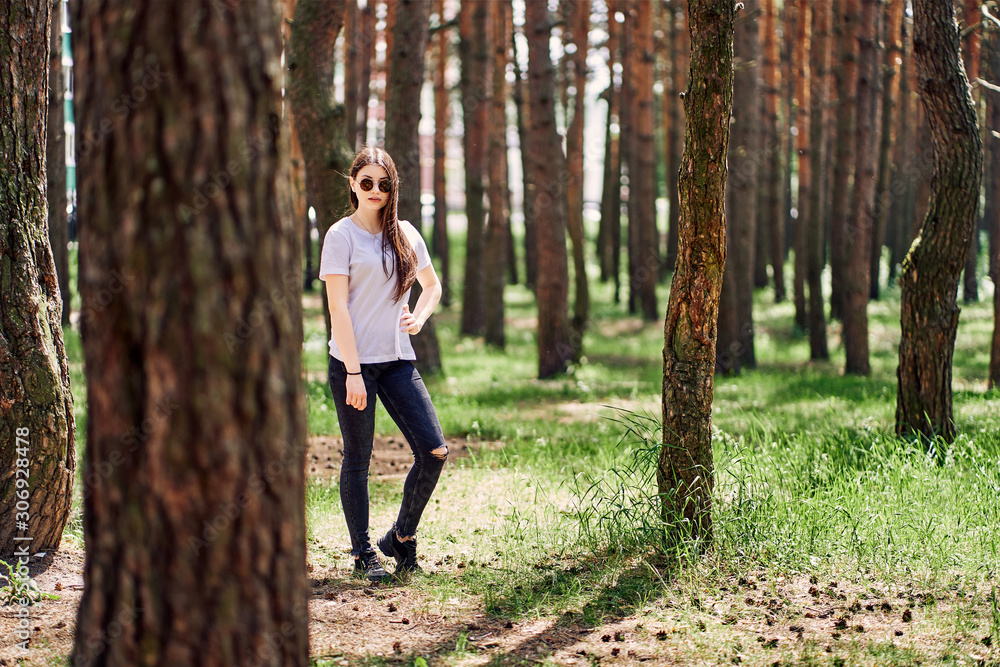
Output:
top-left (621, 3), bottom-right (637, 315)
top-left (792, 0), bottom-right (810, 333)
top-left (658, 0), bottom-right (734, 543)
top-left (806, 0), bottom-right (830, 360)
top-left (761, 0), bottom-right (786, 303)
top-left (718, 0), bottom-right (760, 374)
top-left (344, 0), bottom-right (359, 145)
top-left (0, 0), bottom-right (75, 556)
top-left (829, 0), bottom-right (859, 321)
top-left (282, 0), bottom-right (311, 295)
top-left (357, 3), bottom-right (375, 148)
top-left (961, 0), bottom-right (982, 303)
top-left (598, 0), bottom-right (621, 289)
top-left (512, 35), bottom-right (537, 291)
top-left (459, 0), bottom-right (489, 335)
top-left (888, 13), bottom-right (914, 286)
top-left (70, 1), bottom-right (309, 662)
top-left (564, 0), bottom-right (590, 341)
top-left (484, 0), bottom-right (509, 349)
top-left (526, 0), bottom-right (572, 378)
top-left (386, 0), bottom-right (441, 374)
top-left (987, 13), bottom-right (1000, 389)
top-left (665, 3), bottom-right (687, 276)
top-left (287, 0), bottom-right (353, 348)
top-left (870, 0), bottom-right (905, 300)
top-left (432, 0), bottom-right (451, 306)
top-left (630, 0), bottom-right (658, 322)
top-left (896, 0), bottom-right (983, 441)
top-left (843, 0), bottom-right (883, 375)
top-left (47, 0), bottom-right (69, 326)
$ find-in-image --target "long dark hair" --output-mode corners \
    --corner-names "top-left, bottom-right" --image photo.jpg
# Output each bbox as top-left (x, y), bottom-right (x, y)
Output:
top-left (348, 147), bottom-right (417, 303)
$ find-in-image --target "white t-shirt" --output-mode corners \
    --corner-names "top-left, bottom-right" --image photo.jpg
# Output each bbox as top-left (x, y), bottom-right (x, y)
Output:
top-left (319, 217), bottom-right (432, 363)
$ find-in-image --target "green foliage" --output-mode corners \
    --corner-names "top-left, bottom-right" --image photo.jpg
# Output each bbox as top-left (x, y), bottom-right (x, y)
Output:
top-left (0, 560), bottom-right (59, 606)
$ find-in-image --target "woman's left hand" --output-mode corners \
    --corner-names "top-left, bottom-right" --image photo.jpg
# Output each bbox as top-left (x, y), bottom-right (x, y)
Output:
top-left (400, 304), bottom-right (421, 335)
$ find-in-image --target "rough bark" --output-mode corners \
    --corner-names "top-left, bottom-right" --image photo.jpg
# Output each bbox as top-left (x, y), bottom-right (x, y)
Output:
top-left (484, 0), bottom-right (509, 349)
top-left (459, 0), bottom-right (489, 335)
top-left (432, 0), bottom-right (451, 306)
top-left (70, 0), bottom-right (309, 663)
top-left (761, 0), bottom-right (785, 303)
top-left (870, 0), bottom-right (905, 300)
top-left (844, 0), bottom-right (883, 375)
top-left (386, 0), bottom-right (441, 374)
top-left (830, 0), bottom-right (859, 321)
top-left (718, 0), bottom-right (760, 374)
top-left (630, 0), bottom-right (658, 321)
top-left (48, 0), bottom-right (69, 326)
top-left (0, 0), bottom-right (75, 556)
top-left (896, 0), bottom-right (983, 441)
top-left (565, 0), bottom-right (591, 340)
top-left (286, 0), bottom-right (352, 347)
top-left (792, 0), bottom-right (810, 333)
top-left (658, 0), bottom-right (734, 543)
top-left (806, 0), bottom-right (830, 360)
top-left (525, 0), bottom-right (573, 379)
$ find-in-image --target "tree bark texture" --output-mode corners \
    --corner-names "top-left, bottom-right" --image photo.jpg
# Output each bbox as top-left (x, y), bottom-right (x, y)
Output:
top-left (525, 0), bottom-right (572, 379)
top-left (432, 0), bottom-right (451, 306)
top-left (630, 0), bottom-right (658, 322)
top-left (386, 0), bottom-right (441, 374)
top-left (47, 0), bottom-right (69, 326)
top-left (0, 0), bottom-right (75, 556)
top-left (459, 0), bottom-right (489, 335)
top-left (806, 0), bottom-right (830, 360)
top-left (718, 0), bottom-right (760, 374)
top-left (843, 0), bottom-right (883, 375)
top-left (791, 0), bottom-right (810, 333)
top-left (761, 0), bottom-right (785, 303)
top-left (565, 0), bottom-right (591, 339)
top-left (484, 0), bottom-right (510, 349)
top-left (658, 0), bottom-right (734, 543)
top-left (287, 0), bottom-right (352, 347)
top-left (70, 1), bottom-right (309, 663)
top-left (870, 0), bottom-right (905, 301)
top-left (896, 0), bottom-right (983, 441)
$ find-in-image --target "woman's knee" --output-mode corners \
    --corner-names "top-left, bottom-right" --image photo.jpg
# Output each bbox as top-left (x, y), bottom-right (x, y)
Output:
top-left (430, 445), bottom-right (449, 461)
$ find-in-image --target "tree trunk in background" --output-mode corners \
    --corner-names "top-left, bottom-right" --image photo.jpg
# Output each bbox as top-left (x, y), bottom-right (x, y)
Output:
top-left (665, 2), bottom-right (687, 275)
top-left (830, 0), bottom-right (859, 321)
top-left (48, 0), bottom-right (69, 326)
top-left (484, 0), bottom-right (509, 349)
top-left (844, 0), bottom-right (883, 375)
top-left (659, 0), bottom-right (734, 545)
top-left (70, 1), bottom-right (308, 662)
top-left (782, 0), bottom-right (796, 271)
top-left (987, 11), bottom-right (1000, 389)
top-left (565, 0), bottom-right (590, 340)
top-left (598, 0), bottom-right (621, 291)
top-left (386, 0), bottom-right (441, 374)
top-left (718, 0), bottom-right (760, 374)
top-left (761, 0), bottom-right (786, 303)
top-left (356, 3), bottom-right (374, 148)
top-left (512, 34), bottom-right (538, 291)
top-left (806, 0), bottom-right (830, 360)
top-left (659, 0), bottom-right (675, 283)
top-left (344, 0), bottom-right (359, 145)
top-left (287, 0), bottom-right (352, 348)
top-left (631, 0), bottom-right (658, 321)
top-left (0, 0), bottom-right (75, 556)
top-left (888, 13), bottom-right (914, 285)
top-left (432, 0), bottom-right (451, 306)
top-left (526, 0), bottom-right (572, 378)
top-left (792, 0), bottom-right (810, 333)
top-left (962, 0), bottom-right (982, 303)
top-left (621, 3), bottom-right (637, 314)
top-left (282, 0), bottom-right (311, 296)
top-left (896, 0), bottom-right (983, 441)
top-left (459, 0), bottom-right (489, 335)
top-left (870, 0), bottom-right (904, 300)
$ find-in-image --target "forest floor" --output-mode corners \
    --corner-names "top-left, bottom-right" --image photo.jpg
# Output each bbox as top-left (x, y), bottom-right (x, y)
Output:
top-left (3, 267), bottom-right (1000, 665)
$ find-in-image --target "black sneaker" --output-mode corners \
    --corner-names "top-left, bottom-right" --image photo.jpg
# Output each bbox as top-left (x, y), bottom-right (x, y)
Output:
top-left (353, 549), bottom-right (388, 583)
top-left (377, 525), bottom-right (421, 576)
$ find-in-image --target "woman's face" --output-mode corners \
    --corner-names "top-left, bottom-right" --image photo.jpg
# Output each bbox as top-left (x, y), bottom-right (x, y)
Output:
top-left (351, 164), bottom-right (391, 213)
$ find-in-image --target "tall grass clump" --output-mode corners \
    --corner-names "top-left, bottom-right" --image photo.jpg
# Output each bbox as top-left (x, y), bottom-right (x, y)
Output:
top-left (572, 410), bottom-right (1000, 585)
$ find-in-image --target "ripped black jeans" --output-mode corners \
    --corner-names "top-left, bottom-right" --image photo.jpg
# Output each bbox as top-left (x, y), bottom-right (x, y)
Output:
top-left (328, 357), bottom-right (448, 557)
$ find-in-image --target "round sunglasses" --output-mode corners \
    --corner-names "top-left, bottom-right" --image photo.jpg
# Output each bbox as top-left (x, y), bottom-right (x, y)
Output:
top-left (357, 177), bottom-right (391, 194)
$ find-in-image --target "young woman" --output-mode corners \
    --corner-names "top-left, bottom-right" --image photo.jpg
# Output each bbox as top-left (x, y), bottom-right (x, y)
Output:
top-left (319, 147), bottom-right (448, 582)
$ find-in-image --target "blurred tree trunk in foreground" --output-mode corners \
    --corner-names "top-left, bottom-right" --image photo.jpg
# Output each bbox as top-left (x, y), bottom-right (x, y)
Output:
top-left (287, 0), bottom-right (352, 346)
top-left (718, 0), bottom-right (760, 374)
top-left (896, 0), bottom-right (983, 441)
top-left (526, 0), bottom-right (573, 378)
top-left (659, 0), bottom-right (734, 544)
top-left (0, 0), bottom-right (75, 556)
top-left (844, 0), bottom-right (883, 376)
top-left (71, 0), bottom-right (308, 663)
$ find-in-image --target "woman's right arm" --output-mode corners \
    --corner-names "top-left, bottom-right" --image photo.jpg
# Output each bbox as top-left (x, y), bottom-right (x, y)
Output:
top-left (325, 275), bottom-right (369, 411)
